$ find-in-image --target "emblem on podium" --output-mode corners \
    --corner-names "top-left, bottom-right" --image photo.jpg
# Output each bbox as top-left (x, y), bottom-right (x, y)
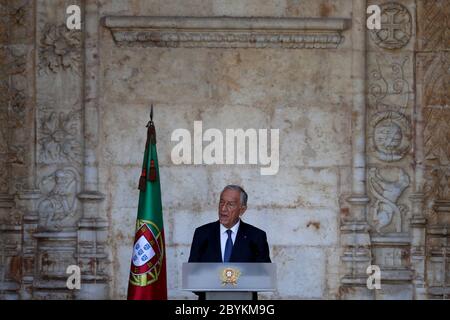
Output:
top-left (220, 267), bottom-right (241, 286)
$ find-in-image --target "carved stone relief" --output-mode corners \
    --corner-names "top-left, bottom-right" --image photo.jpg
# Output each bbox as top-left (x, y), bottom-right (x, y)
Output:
top-left (0, 0), bottom-right (29, 26)
top-left (8, 87), bottom-right (26, 127)
top-left (103, 16), bottom-right (351, 49)
top-left (8, 145), bottom-right (25, 166)
top-left (423, 56), bottom-right (450, 166)
top-left (368, 111), bottom-right (411, 162)
top-left (39, 24), bottom-right (81, 74)
top-left (424, 168), bottom-right (450, 215)
top-left (37, 167), bottom-right (81, 230)
top-left (0, 37), bottom-right (28, 195)
top-left (0, 165), bottom-right (8, 193)
top-left (422, 53), bottom-right (450, 113)
top-left (0, 206), bottom-right (24, 226)
top-left (0, 46), bottom-right (9, 197)
top-left (368, 167), bottom-right (410, 233)
top-left (382, 247), bottom-right (408, 267)
top-left (416, 0), bottom-right (450, 298)
top-left (420, 53), bottom-right (450, 219)
top-left (111, 31), bottom-right (345, 49)
top-left (369, 2), bottom-right (412, 50)
top-left (0, 47), bottom-right (26, 77)
top-left (0, 0), bottom-right (31, 43)
top-left (368, 55), bottom-right (410, 112)
top-left (424, 118), bottom-right (450, 163)
top-left (372, 242), bottom-right (410, 268)
top-left (0, 1), bottom-right (7, 43)
top-left (39, 250), bottom-right (76, 278)
top-left (365, 19), bottom-right (415, 297)
top-left (0, 239), bottom-right (22, 280)
top-left (38, 110), bottom-right (82, 164)
top-left (0, 46), bottom-right (27, 128)
top-left (417, 0), bottom-right (450, 52)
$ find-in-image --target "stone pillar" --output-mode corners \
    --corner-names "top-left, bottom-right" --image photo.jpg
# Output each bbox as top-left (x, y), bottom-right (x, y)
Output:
top-left (76, 0), bottom-right (108, 299)
top-left (409, 193), bottom-right (427, 299)
top-left (363, 0), bottom-right (416, 299)
top-left (410, 89), bottom-right (427, 297)
top-left (339, 0), bottom-right (373, 300)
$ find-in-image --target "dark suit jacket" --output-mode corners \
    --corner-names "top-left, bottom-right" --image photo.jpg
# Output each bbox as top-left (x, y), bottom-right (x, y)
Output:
top-left (188, 220), bottom-right (271, 263)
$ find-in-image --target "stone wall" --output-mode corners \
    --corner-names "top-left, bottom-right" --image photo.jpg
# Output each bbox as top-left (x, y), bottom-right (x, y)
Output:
top-left (0, 0), bottom-right (449, 300)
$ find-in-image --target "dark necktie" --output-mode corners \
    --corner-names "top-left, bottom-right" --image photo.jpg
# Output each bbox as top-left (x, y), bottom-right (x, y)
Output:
top-left (224, 229), bottom-right (233, 262)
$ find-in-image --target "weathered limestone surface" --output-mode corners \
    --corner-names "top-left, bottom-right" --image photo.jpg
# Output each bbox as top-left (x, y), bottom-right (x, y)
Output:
top-left (1, 0), bottom-right (449, 300)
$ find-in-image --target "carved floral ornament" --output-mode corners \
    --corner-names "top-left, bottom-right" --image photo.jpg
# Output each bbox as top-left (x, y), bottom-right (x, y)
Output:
top-left (0, 0), bottom-right (29, 44)
top-left (38, 110), bottom-right (81, 164)
top-left (0, 0), bottom-right (29, 25)
top-left (39, 24), bottom-right (81, 74)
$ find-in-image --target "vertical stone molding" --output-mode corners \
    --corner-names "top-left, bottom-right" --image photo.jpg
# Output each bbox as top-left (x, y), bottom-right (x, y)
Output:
top-left (76, 0), bottom-right (108, 299)
top-left (339, 0), bottom-right (373, 300)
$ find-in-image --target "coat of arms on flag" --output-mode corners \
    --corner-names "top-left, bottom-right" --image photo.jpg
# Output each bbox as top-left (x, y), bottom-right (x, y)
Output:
top-left (129, 220), bottom-right (164, 286)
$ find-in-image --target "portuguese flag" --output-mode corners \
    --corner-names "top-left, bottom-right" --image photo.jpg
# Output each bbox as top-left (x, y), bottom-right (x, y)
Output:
top-left (127, 107), bottom-right (167, 300)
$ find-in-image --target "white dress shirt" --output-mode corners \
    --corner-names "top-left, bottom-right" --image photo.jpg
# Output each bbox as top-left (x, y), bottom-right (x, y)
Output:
top-left (220, 220), bottom-right (240, 262)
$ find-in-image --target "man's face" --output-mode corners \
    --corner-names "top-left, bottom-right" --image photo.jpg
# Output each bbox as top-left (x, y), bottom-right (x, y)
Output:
top-left (218, 189), bottom-right (246, 228)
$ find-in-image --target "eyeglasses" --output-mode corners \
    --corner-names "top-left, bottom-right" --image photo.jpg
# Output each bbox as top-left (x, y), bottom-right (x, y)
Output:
top-left (219, 200), bottom-right (239, 210)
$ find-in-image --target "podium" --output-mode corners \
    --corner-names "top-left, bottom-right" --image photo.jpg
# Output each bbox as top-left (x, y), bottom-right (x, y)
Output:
top-left (181, 262), bottom-right (276, 300)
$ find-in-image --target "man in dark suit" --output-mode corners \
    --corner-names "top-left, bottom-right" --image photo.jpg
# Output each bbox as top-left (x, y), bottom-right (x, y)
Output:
top-left (189, 184), bottom-right (271, 263)
top-left (188, 185), bottom-right (271, 300)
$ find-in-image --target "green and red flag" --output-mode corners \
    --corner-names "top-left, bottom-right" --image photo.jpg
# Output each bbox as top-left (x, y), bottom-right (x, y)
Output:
top-left (127, 106), bottom-right (167, 300)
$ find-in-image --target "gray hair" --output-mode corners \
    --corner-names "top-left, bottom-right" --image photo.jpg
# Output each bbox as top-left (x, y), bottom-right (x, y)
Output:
top-left (221, 185), bottom-right (248, 207)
